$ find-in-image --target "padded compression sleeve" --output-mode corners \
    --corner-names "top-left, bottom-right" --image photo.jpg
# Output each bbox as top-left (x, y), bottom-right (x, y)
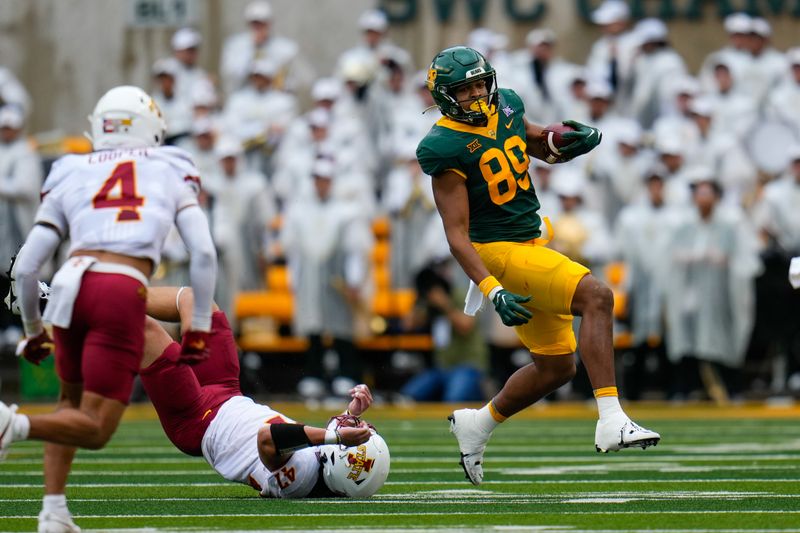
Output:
top-left (15, 225), bottom-right (61, 335)
top-left (270, 424), bottom-right (312, 456)
top-left (175, 205), bottom-right (217, 332)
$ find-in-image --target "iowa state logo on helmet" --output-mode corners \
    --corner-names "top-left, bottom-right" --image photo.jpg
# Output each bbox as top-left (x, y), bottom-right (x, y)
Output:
top-left (346, 444), bottom-right (375, 483)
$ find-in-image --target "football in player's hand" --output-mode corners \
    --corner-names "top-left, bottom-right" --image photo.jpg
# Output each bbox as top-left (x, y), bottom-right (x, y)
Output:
top-left (543, 123), bottom-right (577, 154)
top-left (542, 122), bottom-right (578, 163)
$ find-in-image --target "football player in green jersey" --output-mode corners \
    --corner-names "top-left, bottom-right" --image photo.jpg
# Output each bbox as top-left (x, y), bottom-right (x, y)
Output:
top-left (416, 46), bottom-right (660, 485)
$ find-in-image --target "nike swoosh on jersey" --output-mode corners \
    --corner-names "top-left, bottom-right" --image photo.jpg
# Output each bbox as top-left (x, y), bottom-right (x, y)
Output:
top-left (505, 119), bottom-right (514, 129)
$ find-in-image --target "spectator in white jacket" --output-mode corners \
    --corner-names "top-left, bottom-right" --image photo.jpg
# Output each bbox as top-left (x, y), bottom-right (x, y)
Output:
top-left (739, 18), bottom-right (788, 110)
top-left (169, 28), bottom-right (214, 109)
top-left (0, 106), bottom-right (41, 270)
top-left (151, 58), bottom-right (193, 144)
top-left (628, 19), bottom-right (687, 129)
top-left (209, 137), bottom-right (277, 316)
top-left (220, 1), bottom-right (307, 95)
top-left (585, 0), bottom-right (639, 103)
top-left (382, 140), bottom-right (440, 289)
top-left (548, 166), bottom-right (614, 269)
top-left (765, 47), bottom-right (800, 138)
top-left (661, 173), bottom-right (761, 401)
top-left (698, 12), bottom-right (753, 95)
top-left (0, 105), bottom-right (41, 345)
top-left (281, 158), bottom-right (373, 399)
top-left (222, 59), bottom-right (298, 173)
top-left (507, 28), bottom-right (583, 126)
top-left (337, 9), bottom-right (411, 87)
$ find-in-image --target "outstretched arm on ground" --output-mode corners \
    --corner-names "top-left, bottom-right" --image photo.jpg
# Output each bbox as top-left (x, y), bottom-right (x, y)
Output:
top-left (257, 423), bottom-right (371, 471)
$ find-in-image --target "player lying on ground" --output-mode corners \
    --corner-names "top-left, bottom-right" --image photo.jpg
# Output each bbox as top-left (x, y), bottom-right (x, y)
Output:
top-left (417, 46), bottom-right (660, 486)
top-left (140, 286), bottom-right (390, 500)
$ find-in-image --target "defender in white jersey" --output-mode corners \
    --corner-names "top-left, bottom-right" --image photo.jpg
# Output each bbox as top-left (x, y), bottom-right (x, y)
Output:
top-left (0, 86), bottom-right (217, 533)
top-left (138, 287), bottom-right (390, 500)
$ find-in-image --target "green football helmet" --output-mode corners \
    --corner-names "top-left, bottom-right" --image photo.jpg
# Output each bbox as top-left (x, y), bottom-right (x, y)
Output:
top-left (426, 46), bottom-right (497, 126)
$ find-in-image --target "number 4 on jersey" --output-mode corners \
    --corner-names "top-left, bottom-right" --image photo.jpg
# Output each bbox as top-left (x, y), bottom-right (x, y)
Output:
top-left (92, 161), bottom-right (145, 221)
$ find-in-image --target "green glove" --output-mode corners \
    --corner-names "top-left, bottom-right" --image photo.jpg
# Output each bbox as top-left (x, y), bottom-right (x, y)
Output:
top-left (492, 289), bottom-right (532, 327)
top-left (558, 120), bottom-right (602, 159)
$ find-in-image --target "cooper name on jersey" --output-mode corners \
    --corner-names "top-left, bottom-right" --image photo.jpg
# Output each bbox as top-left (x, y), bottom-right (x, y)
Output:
top-left (87, 148), bottom-right (151, 165)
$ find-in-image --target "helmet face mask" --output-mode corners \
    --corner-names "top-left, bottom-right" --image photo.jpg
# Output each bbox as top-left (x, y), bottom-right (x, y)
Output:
top-left (88, 86), bottom-right (167, 150)
top-left (320, 432), bottom-right (390, 498)
top-left (427, 46), bottom-right (497, 126)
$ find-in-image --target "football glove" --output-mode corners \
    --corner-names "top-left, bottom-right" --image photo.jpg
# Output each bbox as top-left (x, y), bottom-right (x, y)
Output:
top-left (179, 330), bottom-right (211, 364)
top-left (558, 120), bottom-right (602, 159)
top-left (492, 289), bottom-right (532, 326)
top-left (16, 330), bottom-right (55, 365)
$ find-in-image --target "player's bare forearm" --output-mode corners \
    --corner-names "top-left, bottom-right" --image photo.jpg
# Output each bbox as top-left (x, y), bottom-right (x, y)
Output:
top-left (144, 287), bottom-right (183, 322)
top-left (524, 118), bottom-right (549, 161)
top-left (257, 424), bottom-right (371, 470)
top-left (431, 171), bottom-right (492, 285)
top-left (305, 425), bottom-right (371, 447)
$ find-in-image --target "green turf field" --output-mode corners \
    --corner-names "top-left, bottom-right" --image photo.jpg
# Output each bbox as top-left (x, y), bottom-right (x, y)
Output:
top-left (2, 403), bottom-right (800, 532)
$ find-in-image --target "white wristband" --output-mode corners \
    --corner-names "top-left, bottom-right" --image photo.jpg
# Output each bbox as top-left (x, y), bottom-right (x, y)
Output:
top-left (324, 429), bottom-right (340, 445)
top-left (23, 319), bottom-right (44, 338)
top-left (487, 285), bottom-right (503, 302)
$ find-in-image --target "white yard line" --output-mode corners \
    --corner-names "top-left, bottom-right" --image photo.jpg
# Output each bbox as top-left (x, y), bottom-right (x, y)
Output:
top-left (4, 510), bottom-right (800, 519)
top-left (7, 494), bottom-right (799, 504)
top-left (2, 478), bottom-right (800, 489)
top-left (2, 463), bottom-right (798, 477)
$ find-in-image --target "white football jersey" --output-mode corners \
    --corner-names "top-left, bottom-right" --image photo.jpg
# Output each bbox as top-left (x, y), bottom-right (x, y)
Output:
top-left (201, 395), bottom-right (322, 499)
top-left (35, 146), bottom-right (200, 266)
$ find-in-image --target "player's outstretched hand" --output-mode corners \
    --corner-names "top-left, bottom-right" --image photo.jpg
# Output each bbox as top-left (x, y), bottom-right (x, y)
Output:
top-left (492, 289), bottom-right (532, 326)
top-left (559, 120), bottom-right (602, 158)
top-left (16, 330), bottom-right (54, 365)
top-left (179, 330), bottom-right (211, 364)
top-left (347, 384), bottom-right (373, 417)
top-left (336, 426), bottom-right (372, 447)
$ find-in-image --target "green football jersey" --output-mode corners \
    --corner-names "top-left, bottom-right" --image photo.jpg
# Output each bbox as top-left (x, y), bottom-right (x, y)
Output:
top-left (416, 88), bottom-right (542, 243)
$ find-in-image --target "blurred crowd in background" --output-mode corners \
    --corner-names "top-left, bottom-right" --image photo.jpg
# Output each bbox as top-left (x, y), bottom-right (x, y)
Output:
top-left (0, 0), bottom-right (798, 404)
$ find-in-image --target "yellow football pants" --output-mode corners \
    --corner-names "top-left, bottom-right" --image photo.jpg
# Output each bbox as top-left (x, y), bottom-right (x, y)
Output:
top-left (473, 241), bottom-right (590, 355)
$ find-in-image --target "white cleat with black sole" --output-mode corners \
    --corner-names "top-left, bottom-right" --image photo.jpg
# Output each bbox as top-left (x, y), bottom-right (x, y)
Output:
top-left (595, 416), bottom-right (661, 453)
top-left (448, 408), bottom-right (492, 485)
